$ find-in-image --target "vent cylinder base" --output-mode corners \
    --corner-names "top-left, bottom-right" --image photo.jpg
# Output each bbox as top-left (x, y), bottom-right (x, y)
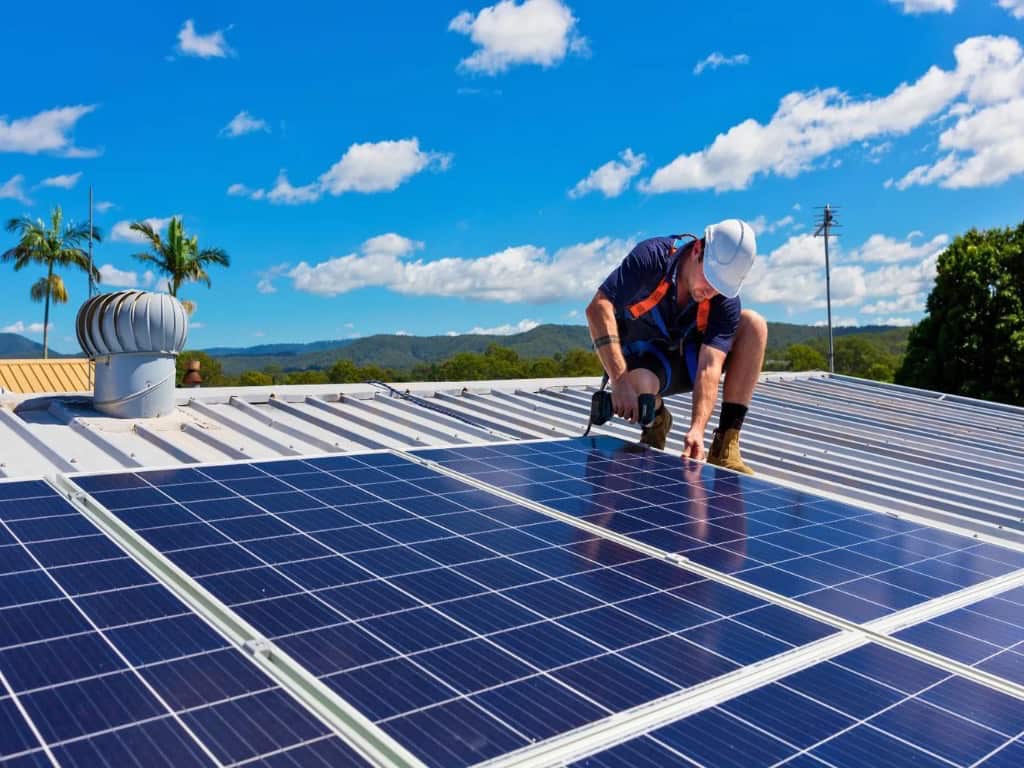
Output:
top-left (93, 354), bottom-right (177, 419)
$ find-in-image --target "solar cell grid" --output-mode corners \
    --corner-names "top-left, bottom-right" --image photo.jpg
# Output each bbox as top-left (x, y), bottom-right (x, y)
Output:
top-left (78, 451), bottom-right (840, 767)
top-left (572, 642), bottom-right (1024, 767)
top-left (0, 479), bottom-right (369, 767)
top-left (412, 438), bottom-right (1024, 624)
top-left (895, 586), bottom-right (1024, 682)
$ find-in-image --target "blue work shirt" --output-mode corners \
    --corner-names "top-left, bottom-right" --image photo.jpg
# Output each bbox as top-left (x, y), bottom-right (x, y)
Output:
top-left (599, 236), bottom-right (741, 355)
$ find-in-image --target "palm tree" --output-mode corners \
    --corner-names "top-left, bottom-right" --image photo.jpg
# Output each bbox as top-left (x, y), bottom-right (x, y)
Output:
top-left (4, 206), bottom-right (102, 358)
top-left (130, 217), bottom-right (229, 312)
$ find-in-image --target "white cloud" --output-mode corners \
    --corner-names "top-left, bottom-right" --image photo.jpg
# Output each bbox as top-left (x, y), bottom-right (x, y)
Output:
top-left (190, 322), bottom-right (205, 330)
top-left (110, 217), bottom-right (173, 243)
top-left (257, 263), bottom-right (291, 294)
top-left (252, 331), bottom-right (266, 338)
top-left (288, 233), bottom-right (632, 303)
top-left (999, 1), bottom-right (1024, 19)
top-left (0, 174), bottom-right (31, 204)
top-left (38, 172), bottom-right (82, 189)
top-left (644, 36), bottom-right (1024, 193)
top-left (265, 171), bottom-right (320, 205)
top-left (880, 317), bottom-right (915, 326)
top-left (745, 231), bottom-right (941, 320)
top-left (176, 19), bottom-right (233, 59)
top-left (320, 139), bottom-right (452, 194)
top-left (566, 309), bottom-right (579, 318)
top-left (0, 105), bottom-right (98, 156)
top-left (237, 139), bottom-right (452, 204)
top-left (220, 111), bottom-right (269, 137)
top-left (461, 319), bottom-right (541, 335)
top-left (865, 141), bottom-right (893, 163)
top-left (749, 214), bottom-right (796, 236)
top-left (889, 0), bottom-right (956, 13)
top-left (394, 330), bottom-right (411, 336)
top-left (569, 148), bottom-right (646, 198)
top-left (693, 52), bottom-right (750, 76)
top-left (1, 321), bottom-right (50, 335)
top-left (98, 264), bottom-right (141, 288)
top-left (848, 233), bottom-right (948, 263)
top-left (813, 316), bottom-right (860, 327)
top-left (449, 0), bottom-right (588, 75)
top-left (95, 201), bottom-right (115, 213)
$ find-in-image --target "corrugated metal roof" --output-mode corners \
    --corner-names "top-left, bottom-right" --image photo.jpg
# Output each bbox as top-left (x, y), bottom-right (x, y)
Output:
top-left (2, 372), bottom-right (1022, 549)
top-left (0, 357), bottom-right (93, 394)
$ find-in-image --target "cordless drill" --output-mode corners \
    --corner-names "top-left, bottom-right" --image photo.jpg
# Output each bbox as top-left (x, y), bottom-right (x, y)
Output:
top-left (589, 390), bottom-right (657, 428)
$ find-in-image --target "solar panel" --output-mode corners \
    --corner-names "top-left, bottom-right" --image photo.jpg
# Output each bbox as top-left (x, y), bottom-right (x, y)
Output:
top-left (74, 451), bottom-right (842, 767)
top-left (572, 642), bottom-right (1024, 767)
top-left (0, 479), bottom-right (369, 767)
top-left (894, 585), bottom-right (1024, 681)
top-left (411, 438), bottom-right (1024, 624)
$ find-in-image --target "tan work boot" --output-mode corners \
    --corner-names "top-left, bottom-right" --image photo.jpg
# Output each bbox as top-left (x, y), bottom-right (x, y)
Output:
top-left (707, 428), bottom-right (754, 475)
top-left (639, 406), bottom-right (673, 449)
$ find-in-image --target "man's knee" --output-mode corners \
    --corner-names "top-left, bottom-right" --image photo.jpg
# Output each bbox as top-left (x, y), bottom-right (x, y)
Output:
top-left (628, 368), bottom-right (661, 395)
top-left (739, 309), bottom-right (768, 347)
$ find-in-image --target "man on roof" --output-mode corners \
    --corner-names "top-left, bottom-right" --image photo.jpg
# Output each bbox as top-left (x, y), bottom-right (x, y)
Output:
top-left (585, 219), bottom-right (766, 474)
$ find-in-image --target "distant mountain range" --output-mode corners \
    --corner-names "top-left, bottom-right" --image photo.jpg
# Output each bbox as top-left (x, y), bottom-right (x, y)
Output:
top-left (202, 323), bottom-right (912, 376)
top-left (1, 322), bottom-right (911, 370)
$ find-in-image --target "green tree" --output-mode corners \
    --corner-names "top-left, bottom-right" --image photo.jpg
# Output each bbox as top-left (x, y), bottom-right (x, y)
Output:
top-left (897, 224), bottom-right (1024, 404)
top-left (784, 343), bottom-right (827, 372)
top-left (238, 370), bottom-right (273, 386)
top-left (130, 216), bottom-right (229, 312)
top-left (3, 206), bottom-right (102, 358)
top-left (559, 348), bottom-right (603, 377)
top-left (286, 370), bottom-right (329, 385)
top-left (833, 336), bottom-right (897, 381)
top-left (328, 359), bottom-right (360, 383)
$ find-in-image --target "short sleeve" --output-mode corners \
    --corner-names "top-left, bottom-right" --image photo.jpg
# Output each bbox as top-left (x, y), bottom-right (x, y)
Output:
top-left (598, 238), bottom-right (669, 311)
top-left (703, 296), bottom-right (742, 354)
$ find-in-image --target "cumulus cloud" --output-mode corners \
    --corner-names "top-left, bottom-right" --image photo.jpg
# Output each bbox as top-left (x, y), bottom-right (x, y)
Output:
top-left (95, 201), bottom-right (115, 213)
top-left (644, 36), bottom-right (1024, 193)
top-left (693, 52), bottom-right (750, 76)
top-left (880, 316), bottom-right (915, 326)
top-left (569, 149), bottom-right (646, 198)
top-left (38, 172), bottom-right (82, 189)
top-left (0, 105), bottom-right (98, 156)
top-left (745, 231), bottom-right (943, 320)
top-left (110, 217), bottom-right (173, 243)
top-left (98, 264), bottom-right (142, 288)
top-left (449, 0), bottom-right (588, 75)
top-left (257, 263), bottom-right (291, 294)
top-left (2, 321), bottom-right (49, 334)
top-left (889, 0), bottom-right (956, 13)
top-left (0, 175), bottom-right (31, 204)
top-left (286, 233), bottom-right (632, 303)
top-left (999, 1), bottom-right (1024, 19)
top-left (233, 139), bottom-right (451, 204)
top-left (461, 319), bottom-right (541, 335)
top-left (176, 19), bottom-right (233, 59)
top-left (220, 111), bottom-right (269, 137)
top-left (749, 214), bottom-right (796, 236)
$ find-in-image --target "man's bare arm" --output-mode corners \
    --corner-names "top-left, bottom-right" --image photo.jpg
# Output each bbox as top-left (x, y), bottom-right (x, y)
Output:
top-left (585, 291), bottom-right (628, 383)
top-left (682, 345), bottom-right (726, 459)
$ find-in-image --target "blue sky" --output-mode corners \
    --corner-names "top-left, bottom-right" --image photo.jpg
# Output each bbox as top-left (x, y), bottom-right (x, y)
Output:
top-left (2, 0), bottom-right (1024, 353)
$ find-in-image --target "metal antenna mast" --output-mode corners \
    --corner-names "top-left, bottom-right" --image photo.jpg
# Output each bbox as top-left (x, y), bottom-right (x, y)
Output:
top-left (813, 204), bottom-right (841, 374)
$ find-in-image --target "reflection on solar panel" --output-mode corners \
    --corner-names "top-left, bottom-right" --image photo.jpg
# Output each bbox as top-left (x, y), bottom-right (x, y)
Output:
top-left (0, 479), bottom-right (368, 766)
top-left (412, 438), bottom-right (1024, 624)
top-left (895, 586), bottom-right (1024, 680)
top-left (75, 452), bottom-right (841, 767)
top-left (572, 643), bottom-right (1024, 767)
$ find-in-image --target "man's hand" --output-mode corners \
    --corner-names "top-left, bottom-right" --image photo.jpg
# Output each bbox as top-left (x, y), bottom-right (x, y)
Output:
top-left (611, 375), bottom-right (640, 422)
top-left (681, 428), bottom-right (705, 461)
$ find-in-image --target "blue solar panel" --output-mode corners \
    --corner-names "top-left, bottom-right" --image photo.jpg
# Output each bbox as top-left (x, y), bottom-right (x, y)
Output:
top-left (895, 585), bottom-right (1024, 682)
top-left (412, 438), bottom-right (1024, 624)
top-left (77, 451), bottom-right (840, 767)
top-left (573, 642), bottom-right (1023, 767)
top-left (0, 479), bottom-right (368, 767)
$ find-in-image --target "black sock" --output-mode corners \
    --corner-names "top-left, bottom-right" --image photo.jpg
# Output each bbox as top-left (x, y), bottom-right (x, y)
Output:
top-left (718, 402), bottom-right (748, 432)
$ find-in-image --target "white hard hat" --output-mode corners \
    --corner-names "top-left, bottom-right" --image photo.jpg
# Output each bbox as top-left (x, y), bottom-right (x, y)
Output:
top-left (703, 219), bottom-right (756, 298)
